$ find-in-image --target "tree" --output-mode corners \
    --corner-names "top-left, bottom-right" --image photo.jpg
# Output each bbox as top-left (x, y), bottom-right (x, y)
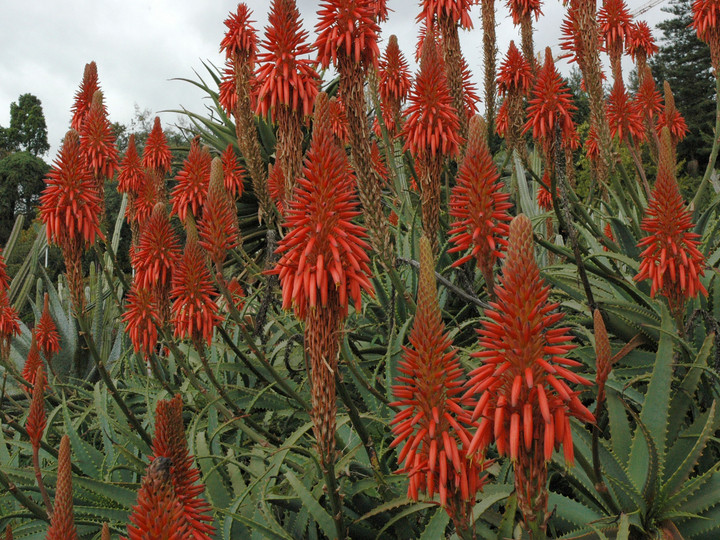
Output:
top-left (0, 94), bottom-right (50, 157)
top-left (0, 151), bottom-right (49, 245)
top-left (651, 0), bottom-right (716, 175)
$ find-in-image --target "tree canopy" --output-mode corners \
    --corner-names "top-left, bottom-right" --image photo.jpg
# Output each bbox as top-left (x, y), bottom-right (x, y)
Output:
top-left (0, 93), bottom-right (50, 157)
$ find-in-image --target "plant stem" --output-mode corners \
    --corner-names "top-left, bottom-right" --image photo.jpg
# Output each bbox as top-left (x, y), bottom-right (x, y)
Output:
top-left (32, 446), bottom-right (53, 519)
top-left (0, 467), bottom-right (49, 522)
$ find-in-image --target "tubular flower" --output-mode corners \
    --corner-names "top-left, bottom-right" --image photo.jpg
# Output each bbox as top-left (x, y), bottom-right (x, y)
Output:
top-left (460, 55), bottom-right (480, 119)
top-left (370, 141), bottom-right (389, 185)
top-left (21, 336), bottom-right (42, 388)
top-left (559, 5), bottom-right (584, 66)
top-left (585, 124), bottom-right (601, 162)
top-left (524, 48), bottom-right (578, 152)
top-left (40, 130), bottom-right (102, 247)
top-left (46, 436), bottom-right (79, 540)
top-left (607, 79), bottom-right (645, 144)
top-left (123, 284), bottom-right (160, 357)
top-left (170, 236), bottom-right (222, 346)
top-left (593, 309), bottom-right (613, 405)
top-left (328, 97), bottom-right (349, 142)
top-left (26, 364), bottom-right (46, 451)
top-left (598, 0), bottom-right (633, 53)
top-left (497, 41), bottom-right (532, 97)
top-left (506, 0), bottom-right (542, 25)
top-left (79, 91), bottom-right (118, 180)
top-left (390, 236), bottom-right (488, 530)
top-left (150, 395), bottom-right (215, 539)
top-left (117, 134), bottom-right (145, 194)
top-left (35, 293), bottom-right (61, 360)
top-left (132, 203), bottom-right (181, 291)
top-left (198, 158), bottom-right (241, 270)
top-left (315, 0), bottom-right (381, 69)
top-left (131, 170), bottom-right (161, 226)
top-left (221, 144), bottom-right (245, 199)
top-left (220, 3), bottom-right (258, 60)
top-left (378, 35), bottom-right (412, 135)
top-left (125, 457), bottom-right (188, 540)
top-left (626, 21), bottom-right (658, 64)
top-left (373, 0), bottom-right (389, 21)
top-left (448, 116), bottom-right (512, 295)
top-left (0, 291), bottom-right (21, 360)
top-left (418, 0), bottom-right (474, 29)
top-left (255, 0), bottom-right (320, 120)
top-left (634, 66), bottom-right (663, 120)
top-left (656, 82), bottom-right (688, 145)
top-left (219, 61), bottom-right (238, 116)
top-left (143, 117), bottom-right (173, 175)
top-left (536, 184), bottom-right (553, 212)
top-left (171, 138), bottom-right (212, 221)
top-left (70, 61), bottom-right (102, 131)
top-left (692, 0), bottom-right (720, 68)
top-left (271, 99), bottom-right (373, 321)
top-left (635, 128), bottom-right (707, 315)
top-left (465, 215), bottom-right (594, 526)
top-left (403, 33), bottom-right (462, 158)
top-left (267, 162), bottom-right (286, 214)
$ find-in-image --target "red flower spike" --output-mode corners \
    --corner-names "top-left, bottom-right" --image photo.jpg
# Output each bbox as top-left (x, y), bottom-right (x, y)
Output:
top-left (255, 0), bottom-right (320, 120)
top-left (150, 395), bottom-right (215, 539)
top-left (692, 0), bottom-right (720, 41)
top-left (315, 0), bottom-right (381, 69)
top-left (221, 144), bottom-right (245, 199)
top-left (403, 31), bottom-right (462, 158)
top-left (536, 182), bottom-right (553, 212)
top-left (267, 162), bottom-right (286, 214)
top-left (143, 117), bottom-right (173, 175)
top-left (448, 116), bottom-right (512, 281)
top-left (607, 79), bottom-right (645, 144)
top-left (219, 61), bottom-right (238, 116)
top-left (598, 0), bottom-right (633, 53)
top-left (70, 61), bottom-right (102, 132)
top-left (125, 457), bottom-right (188, 540)
top-left (21, 336), bottom-right (42, 389)
top-left (79, 90), bottom-right (118, 179)
top-left (170, 237), bottom-right (222, 346)
top-left (198, 158), bottom-right (241, 270)
top-left (220, 3), bottom-right (258, 60)
top-left (35, 293), bottom-right (60, 361)
top-left (497, 41), bottom-right (532, 97)
top-left (656, 82), bottom-right (688, 143)
top-left (506, 0), bottom-right (542, 25)
top-left (523, 48), bottom-right (577, 152)
top-left (131, 171), bottom-right (159, 225)
top-left (46, 435), bottom-right (79, 540)
top-left (585, 124), bottom-right (601, 162)
top-left (221, 277), bottom-right (245, 314)
top-left (328, 97), bottom-right (349, 142)
top-left (635, 66), bottom-right (663, 120)
top-left (25, 364), bottom-right (46, 451)
top-left (627, 21), bottom-right (658, 61)
top-left (635, 128), bottom-right (707, 314)
top-left (390, 236), bottom-right (489, 517)
top-left (171, 138), bottom-right (212, 221)
top-left (40, 130), bottom-right (102, 247)
top-left (0, 250), bottom-right (9, 291)
top-left (417, 0), bottom-right (474, 30)
top-left (118, 134), bottom-right (145, 194)
top-left (593, 309), bottom-right (613, 404)
top-left (132, 203), bottom-right (181, 291)
top-left (379, 34), bottom-right (412, 107)
top-left (460, 55), bottom-right (480, 119)
top-left (0, 290), bottom-right (20, 360)
top-left (271, 95), bottom-right (374, 321)
top-left (123, 283), bottom-right (160, 356)
top-left (559, 6), bottom-right (584, 66)
top-left (370, 141), bottom-right (389, 186)
top-left (373, 0), bottom-right (390, 22)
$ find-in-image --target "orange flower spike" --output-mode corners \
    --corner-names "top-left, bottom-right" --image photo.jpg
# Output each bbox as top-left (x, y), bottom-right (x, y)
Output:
top-left (267, 162), bottom-right (286, 214)
top-left (150, 395), bottom-right (215, 539)
top-left (328, 97), bottom-right (349, 142)
top-left (378, 35), bottom-right (412, 107)
top-left (220, 144), bottom-right (245, 199)
top-left (117, 134), bottom-right (145, 194)
top-left (418, 0), bottom-right (474, 29)
top-left (132, 203), bottom-right (181, 290)
top-left (46, 435), bottom-right (79, 540)
top-left (593, 310), bottom-right (613, 404)
top-left (0, 249), bottom-right (10, 291)
top-left (124, 457), bottom-right (188, 540)
top-left (70, 61), bottom-right (101, 131)
top-left (271, 93), bottom-right (374, 321)
top-left (506, 0), bottom-right (542, 25)
top-left (79, 90), bottom-right (118, 180)
top-left (692, 0), bottom-right (720, 66)
top-left (403, 32), bottom-right (462, 159)
top-left (390, 236), bottom-right (489, 516)
top-left (607, 78), bottom-right (645, 144)
top-left (497, 41), bottom-right (532, 97)
top-left (255, 0), bottom-right (320, 119)
top-left (219, 62), bottom-right (239, 116)
top-left (460, 55), bottom-right (480, 118)
top-left (25, 364), bottom-right (47, 452)
top-left (142, 117), bottom-right (173, 175)
top-left (626, 21), bottom-right (658, 62)
top-left (123, 284), bottom-right (159, 356)
top-left (132, 171), bottom-right (160, 225)
top-left (635, 66), bottom-right (663, 120)
top-left (40, 130), bottom-right (102, 247)
top-left (170, 236), bottom-right (223, 346)
top-left (657, 82), bottom-right (689, 144)
top-left (598, 0), bottom-right (633, 53)
top-left (316, 0), bottom-right (381, 69)
top-left (101, 523), bottom-right (110, 540)
top-left (0, 291), bottom-right (20, 359)
top-left (220, 3), bottom-right (258, 60)
top-left (373, 0), bottom-right (390, 22)
top-left (171, 138), bottom-right (212, 221)
top-left (21, 336), bottom-right (42, 389)
top-left (448, 116), bottom-right (512, 278)
top-left (523, 48), bottom-right (578, 151)
top-left (635, 128), bottom-right (707, 313)
top-left (198, 158), bottom-right (241, 270)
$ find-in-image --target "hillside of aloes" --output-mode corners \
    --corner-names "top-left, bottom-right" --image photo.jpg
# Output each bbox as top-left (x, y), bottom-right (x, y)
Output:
top-left (1, 0), bottom-right (720, 538)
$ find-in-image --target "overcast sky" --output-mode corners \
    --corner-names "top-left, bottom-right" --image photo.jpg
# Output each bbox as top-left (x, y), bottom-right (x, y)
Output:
top-left (0, 1), bottom-right (669, 161)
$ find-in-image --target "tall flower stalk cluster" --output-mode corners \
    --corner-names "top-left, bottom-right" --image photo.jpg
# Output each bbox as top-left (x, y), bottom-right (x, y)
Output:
top-left (391, 235), bottom-right (488, 539)
top-left (465, 215), bottom-right (594, 536)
